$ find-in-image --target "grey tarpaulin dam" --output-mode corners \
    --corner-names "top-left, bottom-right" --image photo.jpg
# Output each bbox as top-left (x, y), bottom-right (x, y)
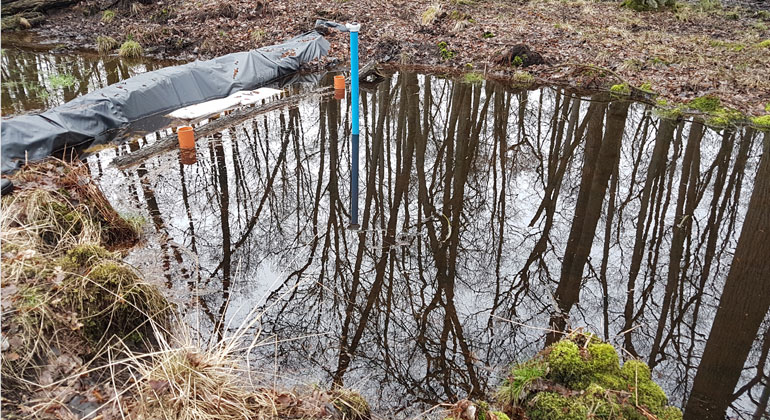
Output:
top-left (0, 28), bottom-right (332, 193)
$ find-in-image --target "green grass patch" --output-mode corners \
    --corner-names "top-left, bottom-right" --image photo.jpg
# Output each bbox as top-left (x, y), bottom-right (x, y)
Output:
top-left (119, 40), bottom-right (143, 58)
top-left (101, 10), bottom-right (115, 24)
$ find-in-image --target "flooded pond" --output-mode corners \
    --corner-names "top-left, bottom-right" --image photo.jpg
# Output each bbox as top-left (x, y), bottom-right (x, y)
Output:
top-left (4, 43), bottom-right (768, 418)
top-left (1, 34), bottom-right (176, 116)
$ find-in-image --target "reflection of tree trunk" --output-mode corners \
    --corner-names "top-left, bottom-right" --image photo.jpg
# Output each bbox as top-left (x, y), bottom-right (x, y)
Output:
top-left (548, 99), bottom-right (629, 344)
top-left (212, 139), bottom-right (231, 341)
top-left (649, 121), bottom-right (704, 368)
top-left (511, 96), bottom-right (586, 309)
top-left (755, 380), bottom-right (770, 420)
top-left (622, 118), bottom-right (676, 355)
top-left (333, 74), bottom-right (417, 386)
top-left (333, 77), bottom-right (391, 386)
top-left (684, 133), bottom-right (770, 420)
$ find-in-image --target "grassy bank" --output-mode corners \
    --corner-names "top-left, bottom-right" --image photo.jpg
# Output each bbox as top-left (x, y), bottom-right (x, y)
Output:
top-left (0, 160), bottom-right (370, 419)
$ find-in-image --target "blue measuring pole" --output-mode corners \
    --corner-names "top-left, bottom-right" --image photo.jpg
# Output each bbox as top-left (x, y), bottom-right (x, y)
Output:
top-left (347, 22), bottom-right (361, 229)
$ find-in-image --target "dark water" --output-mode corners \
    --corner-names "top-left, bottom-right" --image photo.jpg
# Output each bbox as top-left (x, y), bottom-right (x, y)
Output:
top-left (1, 36), bottom-right (174, 116)
top-left (74, 72), bottom-right (769, 419)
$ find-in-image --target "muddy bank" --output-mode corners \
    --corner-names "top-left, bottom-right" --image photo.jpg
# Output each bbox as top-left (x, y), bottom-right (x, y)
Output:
top-left (2, 0), bottom-right (770, 116)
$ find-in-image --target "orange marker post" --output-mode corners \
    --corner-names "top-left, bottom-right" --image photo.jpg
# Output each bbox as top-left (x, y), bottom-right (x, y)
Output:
top-left (334, 75), bottom-right (346, 90)
top-left (177, 126), bottom-right (195, 149)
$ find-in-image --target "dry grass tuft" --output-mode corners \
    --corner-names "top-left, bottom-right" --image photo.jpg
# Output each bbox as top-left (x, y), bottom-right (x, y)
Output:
top-left (421, 3), bottom-right (443, 26)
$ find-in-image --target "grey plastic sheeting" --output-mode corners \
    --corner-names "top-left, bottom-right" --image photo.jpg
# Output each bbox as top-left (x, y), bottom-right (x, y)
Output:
top-left (0, 30), bottom-right (330, 176)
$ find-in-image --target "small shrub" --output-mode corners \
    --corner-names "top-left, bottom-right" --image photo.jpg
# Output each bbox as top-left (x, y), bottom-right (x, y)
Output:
top-left (482, 31), bottom-right (495, 39)
top-left (119, 40), bottom-right (143, 58)
top-left (101, 9), bottom-right (115, 24)
top-left (753, 21), bottom-right (769, 31)
top-left (758, 40), bottom-right (770, 48)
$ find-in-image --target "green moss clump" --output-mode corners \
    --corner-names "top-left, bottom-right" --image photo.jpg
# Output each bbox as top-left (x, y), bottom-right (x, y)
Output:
top-left (686, 95), bottom-right (744, 127)
top-left (437, 41), bottom-right (456, 60)
top-left (490, 411), bottom-right (510, 420)
top-left (65, 261), bottom-right (170, 345)
top-left (752, 115), bottom-right (770, 130)
top-left (659, 406), bottom-right (684, 420)
top-left (587, 342), bottom-right (620, 374)
top-left (610, 83), bottom-right (631, 96)
top-left (757, 39), bottom-right (770, 48)
top-left (62, 244), bottom-right (114, 268)
top-left (548, 340), bottom-right (589, 388)
top-left (530, 392), bottom-right (587, 420)
top-left (497, 335), bottom-right (683, 420)
top-left (512, 71), bottom-right (534, 85)
top-left (688, 95), bottom-right (722, 113)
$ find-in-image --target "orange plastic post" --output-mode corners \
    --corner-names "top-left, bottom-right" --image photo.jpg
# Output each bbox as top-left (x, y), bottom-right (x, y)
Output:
top-left (334, 75), bottom-right (346, 90)
top-left (177, 126), bottom-right (195, 149)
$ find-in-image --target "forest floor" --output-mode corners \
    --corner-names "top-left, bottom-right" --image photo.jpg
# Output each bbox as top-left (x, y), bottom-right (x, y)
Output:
top-left (10, 0), bottom-right (770, 116)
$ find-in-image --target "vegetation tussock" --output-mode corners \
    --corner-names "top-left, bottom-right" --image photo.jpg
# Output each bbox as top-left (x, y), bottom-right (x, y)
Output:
top-left (444, 331), bottom-right (681, 420)
top-left (0, 160), bottom-right (371, 420)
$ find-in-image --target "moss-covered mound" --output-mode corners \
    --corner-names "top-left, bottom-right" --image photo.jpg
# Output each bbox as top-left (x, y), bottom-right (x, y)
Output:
top-left (497, 332), bottom-right (682, 420)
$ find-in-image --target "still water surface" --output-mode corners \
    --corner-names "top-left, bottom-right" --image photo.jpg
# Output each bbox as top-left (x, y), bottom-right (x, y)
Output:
top-left (1, 37), bottom-right (174, 116)
top-left (3, 46), bottom-right (768, 419)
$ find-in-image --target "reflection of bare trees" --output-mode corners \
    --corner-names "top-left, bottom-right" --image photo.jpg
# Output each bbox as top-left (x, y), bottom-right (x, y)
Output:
top-left (684, 133), bottom-right (770, 420)
top-left (88, 73), bottom-right (768, 416)
top-left (1, 47), bottom-right (168, 115)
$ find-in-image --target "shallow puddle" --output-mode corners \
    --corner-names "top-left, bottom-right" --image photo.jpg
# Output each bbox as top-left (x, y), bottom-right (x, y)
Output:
top-left (5, 52), bottom-right (765, 417)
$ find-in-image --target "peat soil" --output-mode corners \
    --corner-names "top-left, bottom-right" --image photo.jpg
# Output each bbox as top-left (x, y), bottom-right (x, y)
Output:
top-left (3, 0), bottom-right (770, 115)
